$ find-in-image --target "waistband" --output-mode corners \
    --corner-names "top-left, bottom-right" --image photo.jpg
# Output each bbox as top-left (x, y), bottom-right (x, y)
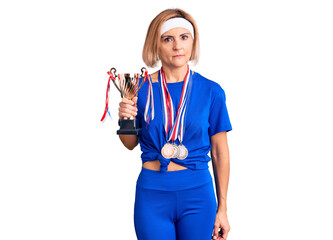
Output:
top-left (136, 167), bottom-right (213, 191)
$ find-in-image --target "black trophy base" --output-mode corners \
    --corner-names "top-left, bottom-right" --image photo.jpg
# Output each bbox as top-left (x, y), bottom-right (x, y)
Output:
top-left (117, 118), bottom-right (142, 135)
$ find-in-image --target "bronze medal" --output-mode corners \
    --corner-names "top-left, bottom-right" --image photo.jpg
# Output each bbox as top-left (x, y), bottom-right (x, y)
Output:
top-left (161, 143), bottom-right (174, 159)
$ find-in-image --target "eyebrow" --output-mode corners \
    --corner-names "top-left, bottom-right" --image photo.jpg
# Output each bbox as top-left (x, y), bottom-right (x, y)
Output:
top-left (161, 33), bottom-right (191, 38)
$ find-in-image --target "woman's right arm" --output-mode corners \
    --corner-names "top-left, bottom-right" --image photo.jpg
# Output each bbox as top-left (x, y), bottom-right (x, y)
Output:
top-left (118, 97), bottom-right (139, 150)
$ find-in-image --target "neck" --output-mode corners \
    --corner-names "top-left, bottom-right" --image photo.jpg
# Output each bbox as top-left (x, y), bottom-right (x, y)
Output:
top-left (161, 64), bottom-right (188, 83)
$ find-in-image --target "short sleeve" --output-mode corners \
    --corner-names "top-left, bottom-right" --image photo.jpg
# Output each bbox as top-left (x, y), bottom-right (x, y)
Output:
top-left (208, 84), bottom-right (232, 136)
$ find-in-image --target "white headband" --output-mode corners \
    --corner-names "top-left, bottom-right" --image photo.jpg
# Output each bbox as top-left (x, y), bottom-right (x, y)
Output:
top-left (160, 17), bottom-right (195, 39)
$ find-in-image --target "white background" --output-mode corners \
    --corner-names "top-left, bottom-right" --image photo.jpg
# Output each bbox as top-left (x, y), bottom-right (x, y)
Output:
top-left (0, 0), bottom-right (332, 239)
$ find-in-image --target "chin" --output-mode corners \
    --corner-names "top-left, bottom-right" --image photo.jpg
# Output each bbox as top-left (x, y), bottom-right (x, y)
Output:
top-left (162, 57), bottom-right (190, 69)
top-left (171, 60), bottom-right (189, 68)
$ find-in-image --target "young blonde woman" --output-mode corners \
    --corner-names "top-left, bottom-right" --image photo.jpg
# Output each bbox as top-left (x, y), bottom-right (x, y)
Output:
top-left (118, 8), bottom-right (232, 240)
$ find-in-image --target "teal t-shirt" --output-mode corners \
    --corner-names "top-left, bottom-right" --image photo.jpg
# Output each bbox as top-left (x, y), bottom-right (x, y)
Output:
top-left (137, 71), bottom-right (232, 171)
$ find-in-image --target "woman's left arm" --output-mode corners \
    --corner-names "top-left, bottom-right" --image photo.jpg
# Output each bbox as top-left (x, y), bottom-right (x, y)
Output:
top-left (210, 131), bottom-right (231, 240)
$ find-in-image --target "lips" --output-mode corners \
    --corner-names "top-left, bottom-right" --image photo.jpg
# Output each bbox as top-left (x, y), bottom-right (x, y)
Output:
top-left (173, 54), bottom-right (184, 58)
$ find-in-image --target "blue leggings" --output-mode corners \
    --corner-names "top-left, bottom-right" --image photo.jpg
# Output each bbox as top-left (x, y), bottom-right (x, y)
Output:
top-left (134, 167), bottom-right (217, 240)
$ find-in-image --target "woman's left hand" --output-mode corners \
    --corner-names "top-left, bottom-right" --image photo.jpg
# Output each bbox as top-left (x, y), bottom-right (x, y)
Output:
top-left (212, 210), bottom-right (230, 240)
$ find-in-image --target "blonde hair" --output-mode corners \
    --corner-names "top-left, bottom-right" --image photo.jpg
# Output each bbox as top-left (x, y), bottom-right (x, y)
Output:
top-left (142, 9), bottom-right (200, 68)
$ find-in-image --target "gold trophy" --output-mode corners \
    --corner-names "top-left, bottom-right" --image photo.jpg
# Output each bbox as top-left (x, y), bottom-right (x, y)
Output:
top-left (109, 67), bottom-right (146, 135)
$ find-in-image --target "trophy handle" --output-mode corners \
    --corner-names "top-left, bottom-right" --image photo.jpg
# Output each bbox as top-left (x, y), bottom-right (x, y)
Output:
top-left (141, 67), bottom-right (146, 77)
top-left (110, 67), bottom-right (123, 98)
top-left (135, 67), bottom-right (147, 96)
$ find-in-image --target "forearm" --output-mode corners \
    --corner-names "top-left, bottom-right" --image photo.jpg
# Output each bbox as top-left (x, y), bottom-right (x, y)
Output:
top-left (119, 134), bottom-right (139, 150)
top-left (212, 152), bottom-right (230, 213)
top-left (117, 96), bottom-right (139, 150)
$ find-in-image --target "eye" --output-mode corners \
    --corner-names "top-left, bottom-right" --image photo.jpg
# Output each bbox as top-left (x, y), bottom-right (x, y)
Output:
top-left (163, 37), bottom-right (173, 42)
top-left (181, 35), bottom-right (189, 40)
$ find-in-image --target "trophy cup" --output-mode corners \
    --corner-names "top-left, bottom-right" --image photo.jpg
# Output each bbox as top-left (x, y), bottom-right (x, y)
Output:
top-left (109, 67), bottom-right (146, 135)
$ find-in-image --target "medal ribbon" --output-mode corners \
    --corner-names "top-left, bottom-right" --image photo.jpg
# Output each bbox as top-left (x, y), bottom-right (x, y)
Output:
top-left (144, 71), bottom-right (155, 123)
top-left (100, 71), bottom-right (116, 121)
top-left (178, 75), bottom-right (193, 143)
top-left (159, 65), bottom-right (192, 142)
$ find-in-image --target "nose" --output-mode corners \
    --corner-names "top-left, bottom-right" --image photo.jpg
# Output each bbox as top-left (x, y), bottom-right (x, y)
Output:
top-left (173, 39), bottom-right (182, 51)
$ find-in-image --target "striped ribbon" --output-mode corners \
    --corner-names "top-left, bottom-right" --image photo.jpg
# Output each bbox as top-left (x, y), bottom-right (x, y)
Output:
top-left (100, 71), bottom-right (116, 122)
top-left (144, 71), bottom-right (154, 123)
top-left (159, 65), bottom-right (192, 142)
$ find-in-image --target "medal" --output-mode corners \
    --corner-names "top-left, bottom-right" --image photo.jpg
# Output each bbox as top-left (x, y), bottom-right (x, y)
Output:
top-left (159, 66), bottom-right (193, 160)
top-left (161, 142), bottom-right (175, 159)
top-left (172, 143), bottom-right (180, 158)
top-left (177, 144), bottom-right (188, 160)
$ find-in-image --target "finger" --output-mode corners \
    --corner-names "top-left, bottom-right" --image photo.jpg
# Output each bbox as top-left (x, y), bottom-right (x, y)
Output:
top-left (212, 227), bottom-right (219, 239)
top-left (132, 96), bottom-right (138, 105)
top-left (222, 228), bottom-right (229, 240)
top-left (118, 107), bottom-right (137, 118)
top-left (214, 228), bottom-right (221, 240)
top-left (213, 234), bottom-right (223, 240)
top-left (119, 100), bottom-right (138, 110)
top-left (121, 97), bottom-right (135, 105)
top-left (119, 110), bottom-right (137, 118)
top-left (119, 111), bottom-right (136, 119)
top-left (119, 102), bottom-right (138, 112)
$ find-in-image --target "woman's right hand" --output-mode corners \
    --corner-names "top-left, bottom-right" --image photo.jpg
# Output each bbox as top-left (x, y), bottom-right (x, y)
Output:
top-left (118, 96), bottom-right (138, 120)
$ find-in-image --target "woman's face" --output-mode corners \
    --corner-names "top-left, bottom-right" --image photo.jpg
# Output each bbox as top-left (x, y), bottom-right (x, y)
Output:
top-left (158, 27), bottom-right (194, 69)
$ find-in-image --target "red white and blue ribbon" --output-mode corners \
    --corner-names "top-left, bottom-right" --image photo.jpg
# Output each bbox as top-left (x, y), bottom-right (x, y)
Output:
top-left (100, 71), bottom-right (116, 122)
top-left (159, 65), bottom-right (193, 142)
top-left (144, 72), bottom-right (154, 123)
